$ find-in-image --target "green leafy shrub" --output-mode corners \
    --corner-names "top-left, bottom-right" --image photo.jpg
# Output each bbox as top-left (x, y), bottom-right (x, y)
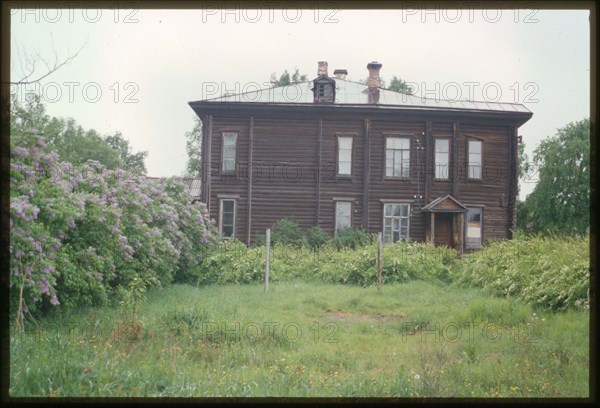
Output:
top-left (252, 232), bottom-right (266, 248)
top-left (199, 240), bottom-right (266, 285)
top-left (206, 240), bottom-right (457, 287)
top-left (117, 276), bottom-right (148, 323)
top-left (452, 235), bottom-right (589, 311)
top-left (316, 241), bottom-right (455, 286)
top-left (271, 219), bottom-right (306, 247)
top-left (306, 226), bottom-right (330, 250)
top-left (332, 227), bottom-right (373, 250)
top-left (9, 132), bottom-right (217, 326)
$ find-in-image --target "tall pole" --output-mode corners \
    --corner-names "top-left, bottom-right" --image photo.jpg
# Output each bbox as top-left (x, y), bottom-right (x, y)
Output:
top-left (377, 232), bottom-right (382, 291)
top-left (264, 228), bottom-right (271, 293)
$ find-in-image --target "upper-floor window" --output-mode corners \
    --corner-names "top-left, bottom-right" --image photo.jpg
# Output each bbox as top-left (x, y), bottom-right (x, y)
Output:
top-left (335, 201), bottom-right (352, 233)
top-left (222, 132), bottom-right (237, 173)
top-left (337, 136), bottom-right (353, 175)
top-left (435, 138), bottom-right (449, 179)
top-left (385, 137), bottom-right (410, 178)
top-left (468, 140), bottom-right (482, 179)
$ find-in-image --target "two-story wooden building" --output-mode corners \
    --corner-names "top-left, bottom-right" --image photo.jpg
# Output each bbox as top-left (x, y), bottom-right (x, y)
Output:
top-left (189, 61), bottom-right (532, 253)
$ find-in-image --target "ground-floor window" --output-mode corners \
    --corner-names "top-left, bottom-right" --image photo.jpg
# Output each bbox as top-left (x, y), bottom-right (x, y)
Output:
top-left (465, 207), bottom-right (482, 249)
top-left (335, 201), bottom-right (352, 233)
top-left (219, 199), bottom-right (236, 238)
top-left (383, 203), bottom-right (410, 243)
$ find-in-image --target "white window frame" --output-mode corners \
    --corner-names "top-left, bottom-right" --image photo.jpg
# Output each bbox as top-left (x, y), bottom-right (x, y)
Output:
top-left (468, 140), bottom-right (482, 180)
top-left (219, 199), bottom-right (236, 238)
top-left (222, 132), bottom-right (238, 173)
top-left (335, 201), bottom-right (352, 234)
top-left (383, 203), bottom-right (410, 243)
top-left (385, 137), bottom-right (411, 178)
top-left (465, 207), bottom-right (483, 249)
top-left (337, 136), bottom-right (353, 176)
top-left (435, 138), bottom-right (450, 180)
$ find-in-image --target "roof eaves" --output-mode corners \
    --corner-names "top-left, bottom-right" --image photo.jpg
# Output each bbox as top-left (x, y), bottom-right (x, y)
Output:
top-left (189, 99), bottom-right (533, 118)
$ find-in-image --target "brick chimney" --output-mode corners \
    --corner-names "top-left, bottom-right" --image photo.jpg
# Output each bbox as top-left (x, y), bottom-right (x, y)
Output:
top-left (317, 61), bottom-right (328, 77)
top-left (367, 61), bottom-right (382, 103)
top-left (333, 69), bottom-right (348, 80)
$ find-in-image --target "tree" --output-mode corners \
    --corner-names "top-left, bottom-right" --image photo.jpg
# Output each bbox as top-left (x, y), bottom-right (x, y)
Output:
top-left (10, 95), bottom-right (145, 172)
top-left (8, 41), bottom-right (86, 122)
top-left (184, 117), bottom-right (203, 178)
top-left (515, 139), bottom-right (531, 230)
top-left (518, 139), bottom-right (531, 182)
top-left (10, 41), bottom-right (86, 87)
top-left (358, 75), bottom-right (414, 95)
top-left (105, 132), bottom-right (148, 175)
top-left (270, 68), bottom-right (307, 86)
top-left (520, 118), bottom-right (590, 234)
top-left (388, 76), bottom-right (414, 94)
top-left (10, 93), bottom-right (52, 137)
top-left (54, 122), bottom-right (122, 169)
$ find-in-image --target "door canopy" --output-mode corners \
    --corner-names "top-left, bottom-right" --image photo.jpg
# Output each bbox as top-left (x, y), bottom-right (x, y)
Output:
top-left (422, 194), bottom-right (468, 213)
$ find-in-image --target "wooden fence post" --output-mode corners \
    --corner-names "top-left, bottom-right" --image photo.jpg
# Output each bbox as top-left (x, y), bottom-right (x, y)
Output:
top-left (264, 228), bottom-right (271, 293)
top-left (377, 232), bottom-right (382, 291)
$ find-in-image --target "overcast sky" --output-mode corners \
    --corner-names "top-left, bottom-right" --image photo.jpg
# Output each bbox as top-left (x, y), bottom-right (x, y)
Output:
top-left (10, 6), bottom-right (590, 199)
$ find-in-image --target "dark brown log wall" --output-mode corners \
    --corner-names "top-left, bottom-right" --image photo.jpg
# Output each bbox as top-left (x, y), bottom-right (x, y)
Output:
top-left (205, 111), bottom-right (516, 246)
top-left (367, 120), bottom-right (426, 241)
top-left (319, 119), bottom-right (365, 233)
top-left (458, 124), bottom-right (511, 243)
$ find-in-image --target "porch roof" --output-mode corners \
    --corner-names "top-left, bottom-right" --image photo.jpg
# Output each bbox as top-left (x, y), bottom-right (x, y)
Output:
top-left (421, 194), bottom-right (468, 213)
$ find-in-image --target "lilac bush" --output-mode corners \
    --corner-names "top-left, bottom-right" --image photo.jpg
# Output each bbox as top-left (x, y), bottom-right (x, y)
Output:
top-left (10, 132), bottom-right (217, 321)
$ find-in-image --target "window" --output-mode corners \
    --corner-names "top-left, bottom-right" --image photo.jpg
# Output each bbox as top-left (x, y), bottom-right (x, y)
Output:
top-left (335, 202), bottom-right (351, 233)
top-left (337, 137), bottom-right (353, 175)
top-left (219, 199), bottom-right (236, 238)
top-left (435, 139), bottom-right (449, 179)
top-left (318, 84), bottom-right (325, 98)
top-left (385, 137), bottom-right (410, 178)
top-left (222, 132), bottom-right (237, 172)
top-left (465, 207), bottom-right (482, 248)
top-left (314, 82), bottom-right (334, 103)
top-left (383, 203), bottom-right (410, 243)
top-left (468, 140), bottom-right (482, 179)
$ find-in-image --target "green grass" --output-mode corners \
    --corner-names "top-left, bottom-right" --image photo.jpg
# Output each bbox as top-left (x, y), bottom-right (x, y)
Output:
top-left (10, 281), bottom-right (589, 397)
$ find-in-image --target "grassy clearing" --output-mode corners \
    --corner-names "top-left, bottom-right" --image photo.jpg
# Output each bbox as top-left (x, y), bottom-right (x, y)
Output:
top-left (10, 281), bottom-right (589, 397)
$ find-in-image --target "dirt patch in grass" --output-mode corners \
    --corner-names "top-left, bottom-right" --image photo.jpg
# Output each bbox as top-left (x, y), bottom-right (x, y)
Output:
top-left (325, 311), bottom-right (405, 323)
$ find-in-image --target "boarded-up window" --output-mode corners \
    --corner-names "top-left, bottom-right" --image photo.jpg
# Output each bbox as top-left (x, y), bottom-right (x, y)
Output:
top-left (386, 137), bottom-right (410, 178)
top-left (335, 202), bottom-right (351, 233)
top-left (337, 137), bottom-right (353, 175)
top-left (435, 139), bottom-right (449, 179)
top-left (468, 140), bottom-right (482, 179)
top-left (220, 199), bottom-right (235, 238)
top-left (383, 203), bottom-right (410, 243)
top-left (222, 133), bottom-right (237, 172)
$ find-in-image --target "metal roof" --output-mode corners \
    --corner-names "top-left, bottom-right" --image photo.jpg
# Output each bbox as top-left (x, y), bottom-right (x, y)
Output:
top-left (180, 178), bottom-right (201, 197)
top-left (195, 78), bottom-right (531, 114)
top-left (145, 176), bottom-right (201, 197)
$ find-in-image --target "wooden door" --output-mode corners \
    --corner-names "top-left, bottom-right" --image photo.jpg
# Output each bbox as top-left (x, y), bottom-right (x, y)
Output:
top-left (434, 213), bottom-right (454, 248)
